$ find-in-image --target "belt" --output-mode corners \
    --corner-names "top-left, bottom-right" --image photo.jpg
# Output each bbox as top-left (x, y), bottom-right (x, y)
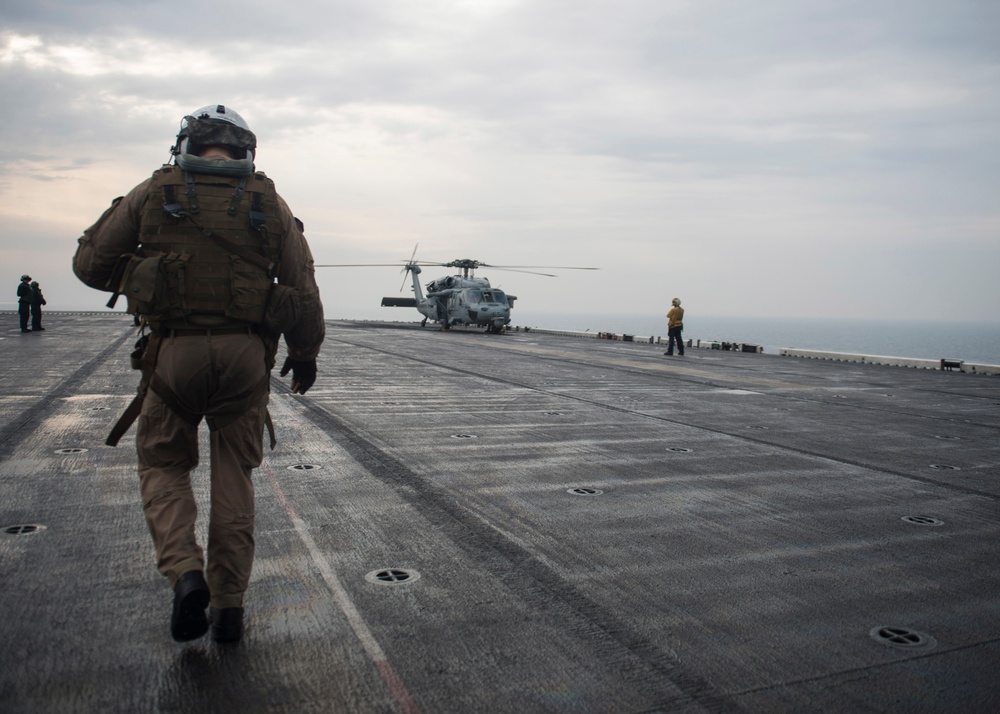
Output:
top-left (161, 325), bottom-right (259, 337)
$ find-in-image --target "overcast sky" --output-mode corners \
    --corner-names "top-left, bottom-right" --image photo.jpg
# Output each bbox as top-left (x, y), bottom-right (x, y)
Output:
top-left (2, 0), bottom-right (998, 326)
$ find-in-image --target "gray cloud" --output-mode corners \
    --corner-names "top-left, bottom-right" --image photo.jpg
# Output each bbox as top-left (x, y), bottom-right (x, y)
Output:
top-left (1, 0), bottom-right (997, 322)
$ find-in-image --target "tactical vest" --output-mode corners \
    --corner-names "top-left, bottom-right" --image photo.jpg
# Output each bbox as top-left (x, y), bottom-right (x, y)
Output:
top-left (136, 165), bottom-right (283, 327)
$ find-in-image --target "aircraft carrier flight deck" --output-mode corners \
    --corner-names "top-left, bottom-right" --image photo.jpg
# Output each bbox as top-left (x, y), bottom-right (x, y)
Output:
top-left (2, 313), bottom-right (998, 713)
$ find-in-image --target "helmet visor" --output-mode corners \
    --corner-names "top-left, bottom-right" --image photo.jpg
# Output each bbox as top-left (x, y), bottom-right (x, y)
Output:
top-left (178, 116), bottom-right (257, 158)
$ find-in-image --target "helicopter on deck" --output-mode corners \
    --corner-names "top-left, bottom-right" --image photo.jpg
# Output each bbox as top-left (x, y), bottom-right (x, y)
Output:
top-left (318, 254), bottom-right (597, 334)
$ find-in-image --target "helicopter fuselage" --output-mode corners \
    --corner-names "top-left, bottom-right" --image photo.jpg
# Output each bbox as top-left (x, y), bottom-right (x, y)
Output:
top-left (383, 265), bottom-right (517, 333)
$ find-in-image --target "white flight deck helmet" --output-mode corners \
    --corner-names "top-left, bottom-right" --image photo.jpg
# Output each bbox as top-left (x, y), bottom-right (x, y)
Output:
top-left (672, 297), bottom-right (681, 306)
top-left (172, 104), bottom-right (257, 163)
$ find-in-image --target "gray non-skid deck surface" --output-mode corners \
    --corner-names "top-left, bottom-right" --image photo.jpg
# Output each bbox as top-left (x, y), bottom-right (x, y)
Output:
top-left (1, 313), bottom-right (998, 713)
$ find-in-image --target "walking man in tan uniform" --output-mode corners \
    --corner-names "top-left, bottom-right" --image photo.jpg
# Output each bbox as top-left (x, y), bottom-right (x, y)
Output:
top-left (73, 105), bottom-right (325, 643)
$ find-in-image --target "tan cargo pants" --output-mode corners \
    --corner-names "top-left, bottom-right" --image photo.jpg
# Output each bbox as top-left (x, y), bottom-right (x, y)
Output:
top-left (136, 331), bottom-right (268, 609)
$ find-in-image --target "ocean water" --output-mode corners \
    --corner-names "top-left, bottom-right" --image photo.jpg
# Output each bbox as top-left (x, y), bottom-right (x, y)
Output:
top-left (512, 311), bottom-right (1000, 366)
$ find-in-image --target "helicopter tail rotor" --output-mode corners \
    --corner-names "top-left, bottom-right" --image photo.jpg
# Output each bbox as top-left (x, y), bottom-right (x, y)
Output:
top-left (399, 243), bottom-right (419, 292)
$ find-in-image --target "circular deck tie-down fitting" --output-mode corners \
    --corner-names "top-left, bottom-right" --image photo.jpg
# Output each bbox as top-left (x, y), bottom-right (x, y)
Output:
top-left (4, 524), bottom-right (47, 536)
top-left (365, 568), bottom-right (421, 585)
top-left (869, 626), bottom-right (936, 650)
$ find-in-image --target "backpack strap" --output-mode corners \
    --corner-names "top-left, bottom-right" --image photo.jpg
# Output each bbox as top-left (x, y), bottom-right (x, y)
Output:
top-left (106, 394), bottom-right (145, 447)
top-left (249, 190), bottom-right (266, 231)
top-left (106, 331), bottom-right (163, 446)
top-left (228, 177), bottom-right (248, 216)
top-left (162, 183), bottom-right (184, 218)
top-left (183, 173), bottom-right (200, 214)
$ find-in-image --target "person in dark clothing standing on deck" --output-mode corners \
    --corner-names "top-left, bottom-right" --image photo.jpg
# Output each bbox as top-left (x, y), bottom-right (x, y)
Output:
top-left (29, 281), bottom-right (46, 331)
top-left (17, 274), bottom-right (32, 332)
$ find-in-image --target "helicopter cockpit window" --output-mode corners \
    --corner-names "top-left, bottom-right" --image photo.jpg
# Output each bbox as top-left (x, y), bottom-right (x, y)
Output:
top-left (489, 290), bottom-right (507, 304)
top-left (466, 289), bottom-right (484, 304)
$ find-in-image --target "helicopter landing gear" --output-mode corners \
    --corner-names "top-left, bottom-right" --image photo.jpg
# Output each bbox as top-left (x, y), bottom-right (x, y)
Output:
top-left (421, 318), bottom-right (427, 327)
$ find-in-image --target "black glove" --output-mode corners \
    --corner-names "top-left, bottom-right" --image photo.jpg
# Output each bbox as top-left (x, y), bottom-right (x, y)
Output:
top-left (280, 357), bottom-right (317, 394)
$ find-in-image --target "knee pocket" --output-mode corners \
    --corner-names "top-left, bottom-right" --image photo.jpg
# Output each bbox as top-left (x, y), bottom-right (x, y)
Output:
top-left (212, 501), bottom-right (254, 525)
top-left (143, 489), bottom-right (174, 511)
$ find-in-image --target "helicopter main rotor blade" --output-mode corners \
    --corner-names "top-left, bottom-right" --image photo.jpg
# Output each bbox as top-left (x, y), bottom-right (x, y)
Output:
top-left (314, 263), bottom-right (415, 267)
top-left (480, 265), bottom-right (599, 270)
top-left (480, 267), bottom-right (558, 277)
top-left (407, 261), bottom-right (599, 271)
top-left (315, 260), bottom-right (599, 272)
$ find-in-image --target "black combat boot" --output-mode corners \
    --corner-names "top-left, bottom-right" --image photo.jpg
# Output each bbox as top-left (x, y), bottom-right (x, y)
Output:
top-left (171, 570), bottom-right (210, 642)
top-left (210, 606), bottom-right (244, 643)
